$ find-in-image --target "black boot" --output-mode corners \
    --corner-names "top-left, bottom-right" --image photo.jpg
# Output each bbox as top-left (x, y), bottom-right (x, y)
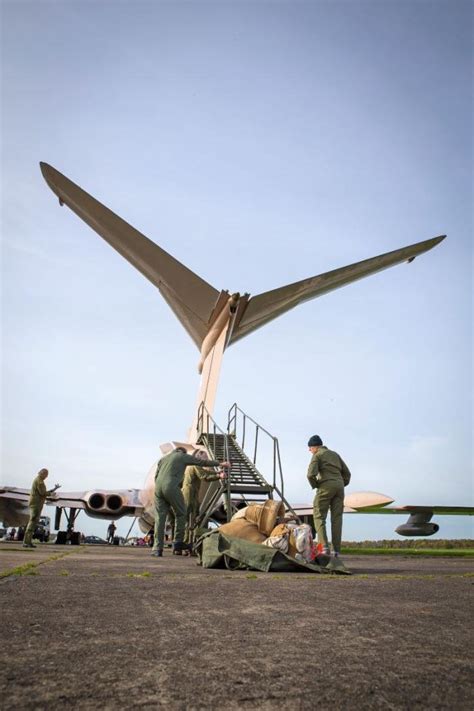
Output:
top-left (173, 541), bottom-right (191, 556)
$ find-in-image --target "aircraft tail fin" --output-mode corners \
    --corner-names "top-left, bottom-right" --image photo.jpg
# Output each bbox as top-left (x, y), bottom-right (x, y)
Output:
top-left (230, 235), bottom-right (445, 344)
top-left (40, 162), bottom-right (221, 348)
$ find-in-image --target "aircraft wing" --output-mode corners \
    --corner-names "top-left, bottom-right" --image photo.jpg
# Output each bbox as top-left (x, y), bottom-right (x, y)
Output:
top-left (0, 486), bottom-right (144, 526)
top-left (39, 162), bottom-right (220, 348)
top-left (230, 235), bottom-right (445, 343)
top-left (292, 493), bottom-right (474, 537)
top-left (344, 503), bottom-right (474, 537)
top-left (0, 488), bottom-right (31, 526)
top-left (291, 492), bottom-right (396, 517)
top-left (292, 494), bottom-right (474, 517)
top-left (343, 505), bottom-right (474, 515)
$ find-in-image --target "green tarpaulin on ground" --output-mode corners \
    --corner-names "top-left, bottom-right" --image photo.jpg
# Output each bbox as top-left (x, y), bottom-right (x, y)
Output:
top-left (197, 531), bottom-right (323, 573)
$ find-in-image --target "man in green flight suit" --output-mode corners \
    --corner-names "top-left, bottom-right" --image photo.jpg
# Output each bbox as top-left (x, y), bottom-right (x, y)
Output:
top-left (306, 435), bottom-right (351, 573)
top-left (23, 468), bottom-right (60, 548)
top-left (152, 447), bottom-right (229, 557)
top-left (182, 450), bottom-right (226, 549)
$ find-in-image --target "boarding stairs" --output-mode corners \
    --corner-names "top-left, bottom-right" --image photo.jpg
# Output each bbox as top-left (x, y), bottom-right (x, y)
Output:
top-left (193, 403), bottom-right (298, 531)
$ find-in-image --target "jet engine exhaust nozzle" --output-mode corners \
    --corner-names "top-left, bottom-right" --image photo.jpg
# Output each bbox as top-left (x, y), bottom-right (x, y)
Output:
top-left (86, 492), bottom-right (126, 515)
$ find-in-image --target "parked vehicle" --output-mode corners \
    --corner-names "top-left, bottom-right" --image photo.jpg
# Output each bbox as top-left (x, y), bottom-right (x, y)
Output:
top-left (83, 535), bottom-right (107, 545)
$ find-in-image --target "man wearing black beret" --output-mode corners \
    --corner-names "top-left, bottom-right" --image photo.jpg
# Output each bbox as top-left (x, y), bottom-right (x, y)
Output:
top-left (307, 435), bottom-right (351, 573)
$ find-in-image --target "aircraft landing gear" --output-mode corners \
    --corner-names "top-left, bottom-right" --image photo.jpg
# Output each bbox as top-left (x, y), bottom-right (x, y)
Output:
top-left (54, 507), bottom-right (81, 545)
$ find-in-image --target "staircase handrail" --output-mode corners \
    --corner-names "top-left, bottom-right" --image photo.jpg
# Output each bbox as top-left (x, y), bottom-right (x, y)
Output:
top-left (227, 403), bottom-right (285, 500)
top-left (196, 402), bottom-right (232, 516)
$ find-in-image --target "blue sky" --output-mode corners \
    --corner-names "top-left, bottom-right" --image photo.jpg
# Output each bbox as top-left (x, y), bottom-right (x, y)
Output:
top-left (1, 0), bottom-right (472, 540)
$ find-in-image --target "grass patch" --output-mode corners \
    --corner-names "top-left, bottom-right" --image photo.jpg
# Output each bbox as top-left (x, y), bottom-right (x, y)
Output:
top-left (60, 570), bottom-right (69, 576)
top-left (1, 562), bottom-right (39, 578)
top-left (341, 548), bottom-right (474, 557)
top-left (246, 573), bottom-right (258, 579)
top-left (46, 553), bottom-right (71, 562)
top-left (0, 551), bottom-right (73, 578)
top-left (126, 571), bottom-right (152, 578)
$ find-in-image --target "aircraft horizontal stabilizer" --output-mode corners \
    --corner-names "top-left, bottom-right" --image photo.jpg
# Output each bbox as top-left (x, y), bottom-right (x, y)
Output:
top-left (40, 164), bottom-right (445, 361)
top-left (39, 163), bottom-right (220, 348)
top-left (230, 235), bottom-right (445, 344)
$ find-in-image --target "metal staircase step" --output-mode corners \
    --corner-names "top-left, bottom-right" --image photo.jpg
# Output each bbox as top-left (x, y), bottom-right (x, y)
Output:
top-left (194, 408), bottom-right (298, 531)
top-left (230, 485), bottom-right (273, 494)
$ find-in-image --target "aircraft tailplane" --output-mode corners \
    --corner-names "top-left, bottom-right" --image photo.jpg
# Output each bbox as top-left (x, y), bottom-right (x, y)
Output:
top-left (39, 162), bottom-right (220, 349)
top-left (40, 163), bottom-right (445, 360)
top-left (229, 235), bottom-right (445, 344)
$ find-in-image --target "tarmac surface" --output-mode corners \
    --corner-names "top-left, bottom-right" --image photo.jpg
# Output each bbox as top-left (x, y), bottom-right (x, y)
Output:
top-left (0, 542), bottom-right (473, 710)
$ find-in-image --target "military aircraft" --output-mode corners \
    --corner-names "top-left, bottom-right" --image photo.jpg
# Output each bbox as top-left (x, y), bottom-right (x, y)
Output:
top-left (1, 163), bottom-right (472, 539)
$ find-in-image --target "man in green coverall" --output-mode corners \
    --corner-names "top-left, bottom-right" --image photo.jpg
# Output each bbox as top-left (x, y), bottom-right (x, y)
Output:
top-left (182, 450), bottom-right (226, 548)
top-left (306, 435), bottom-right (351, 572)
top-left (23, 468), bottom-right (60, 548)
top-left (152, 447), bottom-right (229, 557)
